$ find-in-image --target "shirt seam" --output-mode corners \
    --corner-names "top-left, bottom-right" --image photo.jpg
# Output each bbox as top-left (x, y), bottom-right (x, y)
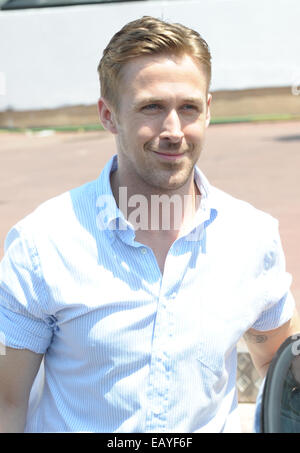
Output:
top-left (18, 223), bottom-right (52, 317)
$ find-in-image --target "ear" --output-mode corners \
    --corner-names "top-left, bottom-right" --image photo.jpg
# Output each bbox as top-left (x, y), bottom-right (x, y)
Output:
top-left (98, 97), bottom-right (118, 134)
top-left (205, 93), bottom-right (212, 129)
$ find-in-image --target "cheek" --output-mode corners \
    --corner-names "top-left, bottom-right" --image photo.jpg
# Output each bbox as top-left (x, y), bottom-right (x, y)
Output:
top-left (136, 124), bottom-right (157, 143)
top-left (183, 122), bottom-right (205, 142)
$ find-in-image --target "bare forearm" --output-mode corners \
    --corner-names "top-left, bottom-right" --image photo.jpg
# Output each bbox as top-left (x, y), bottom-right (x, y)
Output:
top-left (0, 402), bottom-right (27, 433)
top-left (243, 331), bottom-right (271, 377)
top-left (244, 311), bottom-right (300, 378)
top-left (0, 347), bottom-right (43, 433)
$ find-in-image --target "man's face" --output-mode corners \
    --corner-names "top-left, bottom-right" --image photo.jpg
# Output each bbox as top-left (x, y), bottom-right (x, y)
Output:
top-left (106, 53), bottom-right (211, 192)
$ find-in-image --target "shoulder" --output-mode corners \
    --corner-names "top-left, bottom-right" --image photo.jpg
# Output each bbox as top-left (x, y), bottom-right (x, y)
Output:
top-left (195, 166), bottom-right (278, 236)
top-left (206, 185), bottom-right (280, 255)
top-left (36, 178), bottom-right (97, 220)
top-left (5, 179), bottom-right (98, 251)
top-left (210, 185), bottom-right (278, 231)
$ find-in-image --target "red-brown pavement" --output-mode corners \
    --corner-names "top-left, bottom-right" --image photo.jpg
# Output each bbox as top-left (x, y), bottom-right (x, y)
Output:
top-left (1, 121), bottom-right (299, 311)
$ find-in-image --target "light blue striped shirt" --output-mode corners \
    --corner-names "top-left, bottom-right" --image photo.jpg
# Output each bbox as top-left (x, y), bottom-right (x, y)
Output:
top-left (0, 155), bottom-right (295, 432)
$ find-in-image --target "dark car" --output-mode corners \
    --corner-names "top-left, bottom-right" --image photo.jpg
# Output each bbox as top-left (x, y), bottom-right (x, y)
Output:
top-left (259, 333), bottom-right (300, 432)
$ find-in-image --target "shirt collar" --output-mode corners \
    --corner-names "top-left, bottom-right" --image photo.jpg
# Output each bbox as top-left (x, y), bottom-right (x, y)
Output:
top-left (96, 155), bottom-right (132, 237)
top-left (194, 165), bottom-right (210, 210)
top-left (193, 165), bottom-right (216, 222)
top-left (95, 155), bottom-right (217, 240)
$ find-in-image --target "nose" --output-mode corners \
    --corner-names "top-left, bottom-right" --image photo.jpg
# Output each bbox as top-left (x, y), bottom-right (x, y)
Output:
top-left (160, 109), bottom-right (184, 142)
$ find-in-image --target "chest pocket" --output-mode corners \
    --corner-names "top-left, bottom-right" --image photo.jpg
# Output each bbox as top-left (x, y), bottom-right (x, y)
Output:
top-left (195, 342), bottom-right (229, 419)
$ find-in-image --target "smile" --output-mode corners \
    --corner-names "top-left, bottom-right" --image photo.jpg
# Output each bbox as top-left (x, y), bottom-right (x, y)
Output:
top-left (153, 151), bottom-right (186, 161)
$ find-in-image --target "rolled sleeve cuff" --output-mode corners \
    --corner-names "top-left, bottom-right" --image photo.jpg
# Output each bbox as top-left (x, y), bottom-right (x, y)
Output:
top-left (0, 304), bottom-right (53, 354)
top-left (252, 291), bottom-right (295, 331)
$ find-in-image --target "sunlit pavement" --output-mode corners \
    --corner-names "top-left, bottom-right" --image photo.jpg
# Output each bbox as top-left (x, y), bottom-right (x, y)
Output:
top-left (238, 403), bottom-right (256, 433)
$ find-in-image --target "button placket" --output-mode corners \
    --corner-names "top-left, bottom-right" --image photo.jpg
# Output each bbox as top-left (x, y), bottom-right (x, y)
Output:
top-left (145, 296), bottom-right (174, 431)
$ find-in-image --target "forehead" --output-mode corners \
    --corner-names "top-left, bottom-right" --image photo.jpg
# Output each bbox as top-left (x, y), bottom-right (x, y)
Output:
top-left (119, 54), bottom-right (208, 101)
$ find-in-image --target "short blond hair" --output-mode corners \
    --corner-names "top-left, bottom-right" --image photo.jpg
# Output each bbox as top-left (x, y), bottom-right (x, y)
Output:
top-left (97, 16), bottom-right (212, 110)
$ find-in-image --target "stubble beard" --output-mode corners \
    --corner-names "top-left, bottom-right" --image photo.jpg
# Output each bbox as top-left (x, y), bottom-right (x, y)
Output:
top-left (141, 142), bottom-right (199, 192)
top-left (116, 132), bottom-right (200, 192)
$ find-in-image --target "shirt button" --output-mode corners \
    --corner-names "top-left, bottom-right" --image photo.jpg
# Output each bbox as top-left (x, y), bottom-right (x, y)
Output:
top-left (264, 251), bottom-right (276, 270)
top-left (152, 406), bottom-right (162, 415)
top-left (141, 248), bottom-right (147, 254)
top-left (157, 352), bottom-right (165, 361)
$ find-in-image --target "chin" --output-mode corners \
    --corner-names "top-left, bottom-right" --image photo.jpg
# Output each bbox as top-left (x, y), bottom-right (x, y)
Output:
top-left (142, 172), bottom-right (192, 192)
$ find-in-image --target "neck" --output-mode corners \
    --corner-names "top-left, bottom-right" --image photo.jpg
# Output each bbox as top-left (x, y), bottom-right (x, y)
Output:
top-left (110, 169), bottom-right (201, 237)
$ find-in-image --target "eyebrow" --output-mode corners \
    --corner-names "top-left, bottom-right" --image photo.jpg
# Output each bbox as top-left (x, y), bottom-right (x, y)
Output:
top-left (182, 97), bottom-right (205, 106)
top-left (133, 96), bottom-right (205, 109)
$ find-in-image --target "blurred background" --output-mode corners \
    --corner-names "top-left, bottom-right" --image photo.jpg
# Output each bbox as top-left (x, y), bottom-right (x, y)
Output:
top-left (0, 0), bottom-right (300, 127)
top-left (0, 0), bottom-right (300, 431)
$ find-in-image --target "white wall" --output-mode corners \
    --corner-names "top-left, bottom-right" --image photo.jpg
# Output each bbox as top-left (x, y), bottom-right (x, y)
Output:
top-left (0, 0), bottom-right (299, 111)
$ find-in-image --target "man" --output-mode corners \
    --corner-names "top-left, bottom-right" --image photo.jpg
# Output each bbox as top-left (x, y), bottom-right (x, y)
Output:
top-left (0, 16), bottom-right (299, 433)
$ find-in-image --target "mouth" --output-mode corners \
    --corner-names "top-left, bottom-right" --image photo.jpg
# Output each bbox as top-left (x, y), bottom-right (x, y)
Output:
top-left (153, 150), bottom-right (186, 161)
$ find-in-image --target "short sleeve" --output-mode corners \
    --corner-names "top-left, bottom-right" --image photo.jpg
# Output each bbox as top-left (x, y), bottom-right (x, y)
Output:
top-left (251, 220), bottom-right (295, 331)
top-left (251, 291), bottom-right (295, 331)
top-left (0, 224), bottom-right (53, 353)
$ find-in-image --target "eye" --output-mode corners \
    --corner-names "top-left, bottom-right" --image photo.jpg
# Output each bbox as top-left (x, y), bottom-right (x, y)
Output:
top-left (181, 104), bottom-right (198, 111)
top-left (142, 103), bottom-right (162, 111)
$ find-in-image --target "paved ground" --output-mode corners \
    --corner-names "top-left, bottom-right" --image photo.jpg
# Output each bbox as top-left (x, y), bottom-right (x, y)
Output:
top-left (238, 403), bottom-right (256, 433)
top-left (1, 120), bottom-right (300, 432)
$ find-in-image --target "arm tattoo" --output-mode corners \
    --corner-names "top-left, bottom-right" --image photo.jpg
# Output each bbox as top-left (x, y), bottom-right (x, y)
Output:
top-left (244, 332), bottom-right (268, 344)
